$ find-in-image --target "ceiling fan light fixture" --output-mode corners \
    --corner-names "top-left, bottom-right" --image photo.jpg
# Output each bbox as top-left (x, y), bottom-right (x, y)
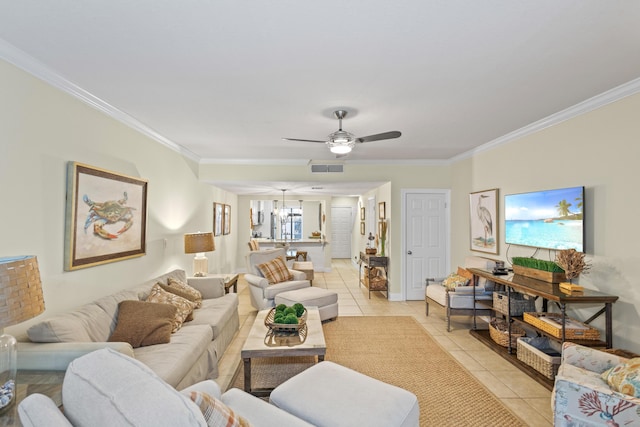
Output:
top-left (329, 144), bottom-right (353, 154)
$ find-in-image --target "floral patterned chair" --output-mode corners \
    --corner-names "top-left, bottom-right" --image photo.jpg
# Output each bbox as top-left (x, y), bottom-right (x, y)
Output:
top-left (553, 342), bottom-right (640, 426)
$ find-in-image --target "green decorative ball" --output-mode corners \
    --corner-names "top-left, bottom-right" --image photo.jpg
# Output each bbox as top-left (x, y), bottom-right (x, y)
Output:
top-left (292, 303), bottom-right (305, 317)
top-left (283, 314), bottom-right (299, 324)
top-left (275, 304), bottom-right (287, 312)
top-left (283, 307), bottom-right (296, 316)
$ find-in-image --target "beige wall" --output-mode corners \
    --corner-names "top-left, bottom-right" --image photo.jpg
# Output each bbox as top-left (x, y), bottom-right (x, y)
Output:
top-left (450, 92), bottom-right (640, 352)
top-left (0, 60), bottom-right (239, 337)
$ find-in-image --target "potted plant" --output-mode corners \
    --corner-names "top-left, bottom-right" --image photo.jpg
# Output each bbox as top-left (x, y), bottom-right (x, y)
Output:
top-left (511, 257), bottom-right (566, 283)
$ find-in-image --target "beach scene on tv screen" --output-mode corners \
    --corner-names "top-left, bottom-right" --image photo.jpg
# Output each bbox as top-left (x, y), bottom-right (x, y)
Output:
top-left (505, 187), bottom-right (584, 251)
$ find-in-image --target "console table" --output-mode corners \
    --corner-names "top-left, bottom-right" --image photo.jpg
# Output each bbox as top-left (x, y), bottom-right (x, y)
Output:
top-left (467, 268), bottom-right (618, 389)
top-left (359, 252), bottom-right (388, 299)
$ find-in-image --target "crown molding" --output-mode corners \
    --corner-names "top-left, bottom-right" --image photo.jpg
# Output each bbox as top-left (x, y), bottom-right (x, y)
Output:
top-left (0, 39), bottom-right (200, 163)
top-left (450, 77), bottom-right (640, 163)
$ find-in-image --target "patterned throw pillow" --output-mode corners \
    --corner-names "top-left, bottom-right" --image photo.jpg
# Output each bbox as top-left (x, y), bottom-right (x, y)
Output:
top-left (257, 258), bottom-right (293, 284)
top-left (166, 277), bottom-right (203, 308)
top-left (456, 266), bottom-right (474, 282)
top-left (189, 391), bottom-right (251, 427)
top-left (108, 300), bottom-right (176, 348)
top-left (146, 284), bottom-right (196, 332)
top-left (442, 273), bottom-right (470, 290)
top-left (601, 357), bottom-right (640, 398)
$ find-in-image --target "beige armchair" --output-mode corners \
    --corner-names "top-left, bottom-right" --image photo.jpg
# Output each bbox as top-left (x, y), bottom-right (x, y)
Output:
top-left (244, 248), bottom-right (310, 310)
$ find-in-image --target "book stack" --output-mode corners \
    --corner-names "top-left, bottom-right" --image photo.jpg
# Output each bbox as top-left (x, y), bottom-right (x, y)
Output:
top-left (559, 282), bottom-right (584, 294)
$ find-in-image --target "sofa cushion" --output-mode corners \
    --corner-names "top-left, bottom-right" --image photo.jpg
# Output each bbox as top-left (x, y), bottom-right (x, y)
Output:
top-left (601, 357), bottom-right (640, 397)
top-left (27, 288), bottom-right (139, 343)
top-left (146, 284), bottom-right (196, 332)
top-left (456, 266), bottom-right (473, 281)
top-left (188, 391), bottom-right (251, 427)
top-left (62, 348), bottom-right (205, 426)
top-left (130, 269), bottom-right (190, 301)
top-left (108, 300), bottom-right (176, 348)
top-left (134, 324), bottom-right (213, 387)
top-left (188, 293), bottom-right (239, 340)
top-left (221, 388), bottom-right (314, 427)
top-left (257, 258), bottom-right (293, 284)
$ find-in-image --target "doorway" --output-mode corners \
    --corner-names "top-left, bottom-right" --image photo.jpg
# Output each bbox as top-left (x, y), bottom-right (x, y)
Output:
top-left (331, 206), bottom-right (352, 258)
top-left (402, 190), bottom-right (450, 300)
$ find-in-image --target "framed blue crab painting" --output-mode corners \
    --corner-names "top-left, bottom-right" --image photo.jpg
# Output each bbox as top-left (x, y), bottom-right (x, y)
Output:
top-left (64, 162), bottom-right (148, 270)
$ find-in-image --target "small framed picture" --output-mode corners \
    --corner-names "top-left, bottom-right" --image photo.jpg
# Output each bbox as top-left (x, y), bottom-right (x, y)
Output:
top-left (360, 207), bottom-right (365, 220)
top-left (213, 203), bottom-right (223, 236)
top-left (469, 188), bottom-right (498, 254)
top-left (223, 204), bottom-right (231, 235)
top-left (360, 221), bottom-right (365, 235)
top-left (378, 202), bottom-right (386, 220)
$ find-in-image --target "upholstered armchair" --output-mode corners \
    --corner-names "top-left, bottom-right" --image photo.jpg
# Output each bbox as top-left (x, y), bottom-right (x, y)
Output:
top-left (553, 342), bottom-right (640, 426)
top-left (425, 256), bottom-right (497, 331)
top-left (244, 248), bottom-right (310, 310)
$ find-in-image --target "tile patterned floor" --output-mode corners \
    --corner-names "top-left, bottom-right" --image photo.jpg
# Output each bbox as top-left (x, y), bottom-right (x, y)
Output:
top-left (215, 259), bottom-right (553, 427)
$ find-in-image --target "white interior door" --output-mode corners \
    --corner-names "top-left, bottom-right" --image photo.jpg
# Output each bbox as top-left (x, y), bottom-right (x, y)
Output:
top-left (403, 190), bottom-right (449, 300)
top-left (331, 206), bottom-right (352, 258)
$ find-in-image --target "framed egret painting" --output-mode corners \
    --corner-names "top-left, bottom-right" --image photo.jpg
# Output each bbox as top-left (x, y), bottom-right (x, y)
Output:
top-left (469, 189), bottom-right (498, 254)
top-left (64, 162), bottom-right (148, 270)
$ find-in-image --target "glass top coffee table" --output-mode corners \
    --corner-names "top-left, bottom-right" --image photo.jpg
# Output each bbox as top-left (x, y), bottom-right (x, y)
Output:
top-left (241, 306), bottom-right (326, 397)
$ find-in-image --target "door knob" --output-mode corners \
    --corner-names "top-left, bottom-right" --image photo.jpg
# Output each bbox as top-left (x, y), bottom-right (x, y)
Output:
top-left (407, 251), bottom-right (412, 255)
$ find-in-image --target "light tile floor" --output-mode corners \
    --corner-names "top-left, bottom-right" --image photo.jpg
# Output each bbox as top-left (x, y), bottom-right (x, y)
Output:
top-left (215, 259), bottom-right (553, 427)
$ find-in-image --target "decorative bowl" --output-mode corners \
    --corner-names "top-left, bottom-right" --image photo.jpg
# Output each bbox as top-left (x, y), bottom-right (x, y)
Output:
top-left (264, 307), bottom-right (307, 332)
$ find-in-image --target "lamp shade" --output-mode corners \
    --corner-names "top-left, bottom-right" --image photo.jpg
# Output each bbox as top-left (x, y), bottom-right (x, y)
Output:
top-left (184, 232), bottom-right (214, 254)
top-left (0, 256), bottom-right (45, 327)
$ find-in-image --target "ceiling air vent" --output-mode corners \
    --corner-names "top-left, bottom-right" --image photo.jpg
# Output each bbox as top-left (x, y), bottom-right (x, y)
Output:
top-left (311, 164), bottom-right (344, 173)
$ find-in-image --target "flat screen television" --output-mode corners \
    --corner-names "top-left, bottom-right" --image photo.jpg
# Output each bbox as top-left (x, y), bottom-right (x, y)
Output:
top-left (504, 186), bottom-right (585, 252)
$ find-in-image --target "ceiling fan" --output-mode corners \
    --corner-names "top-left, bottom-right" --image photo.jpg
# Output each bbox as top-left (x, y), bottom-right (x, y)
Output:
top-left (283, 110), bottom-right (401, 156)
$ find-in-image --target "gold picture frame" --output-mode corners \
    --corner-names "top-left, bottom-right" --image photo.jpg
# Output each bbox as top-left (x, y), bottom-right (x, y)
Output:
top-left (64, 162), bottom-right (147, 271)
top-left (360, 207), bottom-right (365, 220)
top-left (378, 202), bottom-right (386, 219)
top-left (360, 221), bottom-right (365, 235)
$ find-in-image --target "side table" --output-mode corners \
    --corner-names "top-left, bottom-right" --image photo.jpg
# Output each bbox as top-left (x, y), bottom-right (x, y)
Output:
top-left (208, 273), bottom-right (239, 294)
top-left (0, 370), bottom-right (65, 426)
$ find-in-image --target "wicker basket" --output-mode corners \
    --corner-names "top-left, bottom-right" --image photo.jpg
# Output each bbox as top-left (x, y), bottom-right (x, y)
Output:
top-left (489, 318), bottom-right (526, 348)
top-left (493, 291), bottom-right (536, 316)
top-left (517, 337), bottom-right (562, 379)
top-left (523, 312), bottom-right (600, 340)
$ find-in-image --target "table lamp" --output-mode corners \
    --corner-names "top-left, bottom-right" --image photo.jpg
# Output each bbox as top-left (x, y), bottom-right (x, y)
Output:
top-left (184, 232), bottom-right (215, 277)
top-left (0, 256), bottom-right (45, 413)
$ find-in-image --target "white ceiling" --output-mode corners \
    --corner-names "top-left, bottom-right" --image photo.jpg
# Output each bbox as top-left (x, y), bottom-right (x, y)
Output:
top-left (2, 1), bottom-right (640, 195)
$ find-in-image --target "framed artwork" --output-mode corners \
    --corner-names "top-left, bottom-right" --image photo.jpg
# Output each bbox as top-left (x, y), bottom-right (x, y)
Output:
top-left (223, 204), bottom-right (231, 235)
top-left (213, 203), bottom-right (223, 236)
top-left (64, 162), bottom-right (148, 271)
top-left (378, 202), bottom-right (386, 220)
top-left (469, 188), bottom-right (498, 254)
top-left (360, 221), bottom-right (365, 235)
top-left (378, 221), bottom-right (383, 239)
top-left (360, 207), bottom-right (365, 220)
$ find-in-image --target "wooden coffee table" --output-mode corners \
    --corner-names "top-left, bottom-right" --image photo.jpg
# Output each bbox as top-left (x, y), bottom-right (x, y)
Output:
top-left (241, 307), bottom-right (326, 397)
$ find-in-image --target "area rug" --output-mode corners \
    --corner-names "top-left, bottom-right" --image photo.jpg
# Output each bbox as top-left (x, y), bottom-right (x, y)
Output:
top-left (232, 316), bottom-right (526, 426)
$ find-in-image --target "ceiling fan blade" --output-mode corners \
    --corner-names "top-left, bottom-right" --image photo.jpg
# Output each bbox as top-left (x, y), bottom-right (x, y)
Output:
top-left (335, 153), bottom-right (349, 159)
top-left (356, 131), bottom-right (401, 143)
top-left (282, 137), bottom-right (327, 143)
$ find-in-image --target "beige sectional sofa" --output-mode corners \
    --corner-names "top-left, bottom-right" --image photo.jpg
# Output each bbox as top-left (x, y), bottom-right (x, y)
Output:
top-left (16, 269), bottom-right (239, 389)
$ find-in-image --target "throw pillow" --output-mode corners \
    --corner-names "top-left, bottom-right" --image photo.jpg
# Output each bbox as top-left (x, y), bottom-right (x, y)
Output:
top-left (257, 258), bottom-right (293, 284)
top-left (108, 300), bottom-right (176, 348)
top-left (601, 357), bottom-right (640, 398)
top-left (167, 277), bottom-right (203, 308)
top-left (158, 284), bottom-right (195, 322)
top-left (442, 273), bottom-right (470, 291)
top-left (457, 266), bottom-right (474, 282)
top-left (146, 284), bottom-right (196, 332)
top-left (189, 391), bottom-right (251, 427)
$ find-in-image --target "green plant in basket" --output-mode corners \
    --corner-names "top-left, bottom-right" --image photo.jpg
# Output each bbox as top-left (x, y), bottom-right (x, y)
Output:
top-left (512, 257), bottom-right (565, 273)
top-left (292, 303), bottom-right (305, 317)
top-left (272, 303), bottom-right (306, 324)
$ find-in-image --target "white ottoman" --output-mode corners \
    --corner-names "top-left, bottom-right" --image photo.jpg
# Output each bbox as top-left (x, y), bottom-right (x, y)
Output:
top-left (270, 361), bottom-right (419, 427)
top-left (275, 287), bottom-right (338, 321)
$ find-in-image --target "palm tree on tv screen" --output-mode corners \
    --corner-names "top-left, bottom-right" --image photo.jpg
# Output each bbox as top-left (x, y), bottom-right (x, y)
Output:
top-left (556, 199), bottom-right (572, 218)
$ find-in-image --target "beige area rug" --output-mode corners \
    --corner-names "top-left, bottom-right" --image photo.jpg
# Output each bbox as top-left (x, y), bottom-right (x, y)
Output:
top-left (232, 316), bottom-right (526, 427)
